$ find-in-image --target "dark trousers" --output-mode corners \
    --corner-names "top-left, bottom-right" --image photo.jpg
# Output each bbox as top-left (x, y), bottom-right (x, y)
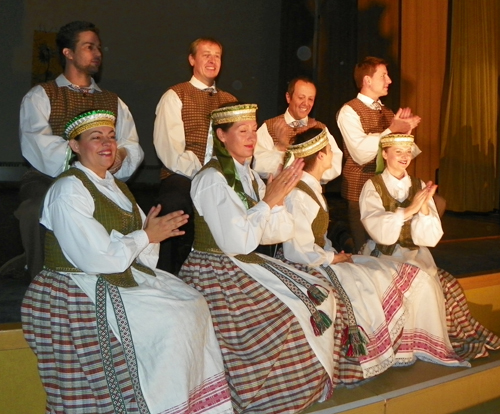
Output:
top-left (346, 200), bottom-right (368, 254)
top-left (156, 174), bottom-right (194, 274)
top-left (14, 170), bottom-right (54, 279)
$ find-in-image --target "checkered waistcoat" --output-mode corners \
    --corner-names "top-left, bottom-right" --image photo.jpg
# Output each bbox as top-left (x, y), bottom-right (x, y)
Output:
top-left (160, 82), bottom-right (236, 180)
top-left (341, 98), bottom-right (394, 201)
top-left (265, 114), bottom-right (326, 146)
top-left (370, 174), bottom-right (420, 255)
top-left (41, 80), bottom-right (118, 137)
top-left (44, 168), bottom-right (155, 287)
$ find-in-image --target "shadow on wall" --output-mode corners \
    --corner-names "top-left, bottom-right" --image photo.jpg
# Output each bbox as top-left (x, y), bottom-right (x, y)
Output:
top-left (440, 125), bottom-right (498, 213)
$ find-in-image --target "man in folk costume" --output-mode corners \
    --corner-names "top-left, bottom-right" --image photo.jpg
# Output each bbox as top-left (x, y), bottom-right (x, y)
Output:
top-left (253, 77), bottom-right (342, 183)
top-left (153, 37), bottom-right (237, 273)
top-left (17, 20), bottom-right (143, 279)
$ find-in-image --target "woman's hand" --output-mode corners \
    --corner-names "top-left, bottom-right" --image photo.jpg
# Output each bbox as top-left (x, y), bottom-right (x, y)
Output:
top-left (332, 251), bottom-right (353, 264)
top-left (263, 158), bottom-right (304, 208)
top-left (144, 205), bottom-right (189, 243)
top-left (404, 181), bottom-right (438, 219)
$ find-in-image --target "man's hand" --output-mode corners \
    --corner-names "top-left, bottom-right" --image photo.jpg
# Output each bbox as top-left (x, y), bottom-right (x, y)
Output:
top-left (389, 108), bottom-right (421, 134)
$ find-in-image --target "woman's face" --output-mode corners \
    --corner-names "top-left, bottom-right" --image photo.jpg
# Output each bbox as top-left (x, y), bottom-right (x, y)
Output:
top-left (383, 145), bottom-right (412, 179)
top-left (216, 120), bottom-right (258, 164)
top-left (69, 125), bottom-right (117, 178)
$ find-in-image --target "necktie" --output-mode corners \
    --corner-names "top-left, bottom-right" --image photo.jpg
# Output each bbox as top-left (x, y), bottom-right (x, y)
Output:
top-left (68, 83), bottom-right (93, 95)
top-left (290, 120), bottom-right (306, 128)
top-left (204, 87), bottom-right (217, 95)
top-left (371, 101), bottom-right (382, 111)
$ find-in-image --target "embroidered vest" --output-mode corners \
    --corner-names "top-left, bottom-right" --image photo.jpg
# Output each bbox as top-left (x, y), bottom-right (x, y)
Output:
top-left (44, 168), bottom-right (155, 287)
top-left (341, 98), bottom-right (394, 201)
top-left (160, 82), bottom-right (236, 180)
top-left (192, 159), bottom-right (263, 263)
top-left (295, 181), bottom-right (330, 248)
top-left (41, 81), bottom-right (118, 137)
top-left (369, 174), bottom-right (420, 255)
top-left (265, 115), bottom-right (327, 146)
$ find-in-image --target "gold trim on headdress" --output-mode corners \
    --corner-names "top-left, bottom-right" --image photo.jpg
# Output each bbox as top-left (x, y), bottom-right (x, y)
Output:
top-left (64, 110), bottom-right (116, 140)
top-left (287, 128), bottom-right (329, 158)
top-left (380, 134), bottom-right (414, 148)
top-left (211, 104), bottom-right (257, 126)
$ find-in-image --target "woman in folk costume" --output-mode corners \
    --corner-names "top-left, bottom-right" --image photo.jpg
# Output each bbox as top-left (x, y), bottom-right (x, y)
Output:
top-left (359, 134), bottom-right (500, 359)
top-left (179, 103), bottom-right (346, 414)
top-left (281, 128), bottom-right (469, 381)
top-left (21, 110), bottom-right (233, 414)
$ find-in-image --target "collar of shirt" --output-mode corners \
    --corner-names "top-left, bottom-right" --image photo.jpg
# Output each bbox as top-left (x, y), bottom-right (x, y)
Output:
top-left (189, 75), bottom-right (217, 91)
top-left (234, 158), bottom-right (256, 197)
top-left (284, 108), bottom-right (308, 126)
top-left (382, 168), bottom-right (411, 202)
top-left (301, 171), bottom-right (327, 209)
top-left (357, 93), bottom-right (384, 108)
top-left (56, 73), bottom-right (102, 93)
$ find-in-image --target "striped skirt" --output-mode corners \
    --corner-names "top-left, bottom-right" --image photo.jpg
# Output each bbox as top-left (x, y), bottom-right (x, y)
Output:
top-left (437, 268), bottom-right (500, 358)
top-left (179, 251), bottom-right (345, 414)
top-left (22, 270), bottom-right (138, 413)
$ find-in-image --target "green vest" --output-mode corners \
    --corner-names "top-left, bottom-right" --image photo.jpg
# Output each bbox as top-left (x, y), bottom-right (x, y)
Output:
top-left (295, 181), bottom-right (330, 248)
top-left (44, 168), bottom-right (155, 287)
top-left (192, 159), bottom-right (264, 263)
top-left (370, 174), bottom-right (420, 255)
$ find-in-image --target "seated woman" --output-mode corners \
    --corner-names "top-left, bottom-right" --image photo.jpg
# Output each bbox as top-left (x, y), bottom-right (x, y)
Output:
top-left (179, 103), bottom-right (345, 414)
top-left (359, 133), bottom-right (500, 359)
top-left (281, 128), bottom-right (468, 382)
top-left (21, 110), bottom-right (233, 414)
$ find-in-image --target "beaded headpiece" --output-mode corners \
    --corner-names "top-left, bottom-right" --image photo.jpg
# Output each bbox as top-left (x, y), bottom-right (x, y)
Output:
top-left (64, 110), bottom-right (116, 141)
top-left (283, 128), bottom-right (329, 167)
top-left (375, 134), bottom-right (415, 173)
top-left (211, 104), bottom-right (258, 126)
top-left (380, 134), bottom-right (414, 148)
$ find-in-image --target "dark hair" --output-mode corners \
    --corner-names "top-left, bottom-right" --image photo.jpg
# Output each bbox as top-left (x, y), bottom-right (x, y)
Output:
top-left (353, 56), bottom-right (388, 89)
top-left (56, 21), bottom-right (100, 67)
top-left (292, 128), bottom-right (326, 171)
top-left (189, 37), bottom-right (223, 57)
top-left (287, 76), bottom-right (316, 96)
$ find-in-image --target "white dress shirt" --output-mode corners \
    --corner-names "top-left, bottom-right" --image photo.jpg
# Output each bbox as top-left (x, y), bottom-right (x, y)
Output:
top-left (153, 76), bottom-right (217, 179)
top-left (19, 74), bottom-right (143, 180)
top-left (191, 158), bottom-right (296, 255)
top-left (283, 172), bottom-right (336, 266)
top-left (253, 109), bottom-right (343, 183)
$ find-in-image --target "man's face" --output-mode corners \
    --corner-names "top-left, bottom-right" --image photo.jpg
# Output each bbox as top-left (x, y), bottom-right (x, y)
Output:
top-left (188, 41), bottom-right (222, 86)
top-left (286, 80), bottom-right (316, 120)
top-left (364, 64), bottom-right (392, 99)
top-left (64, 30), bottom-right (102, 76)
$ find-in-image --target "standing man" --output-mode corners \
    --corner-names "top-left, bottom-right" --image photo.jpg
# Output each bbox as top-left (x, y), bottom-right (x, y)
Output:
top-left (337, 56), bottom-right (421, 252)
top-left (253, 77), bottom-right (342, 183)
top-left (153, 38), bottom-right (236, 273)
top-left (17, 21), bottom-right (143, 279)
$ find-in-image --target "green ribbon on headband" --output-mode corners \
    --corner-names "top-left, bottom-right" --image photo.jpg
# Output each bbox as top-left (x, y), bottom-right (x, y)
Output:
top-left (375, 141), bottom-right (385, 174)
top-left (212, 130), bottom-right (249, 209)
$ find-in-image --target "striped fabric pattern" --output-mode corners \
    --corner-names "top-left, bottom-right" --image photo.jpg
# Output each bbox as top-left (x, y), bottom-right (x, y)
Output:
top-left (22, 270), bottom-right (139, 413)
top-left (179, 251), bottom-right (338, 414)
top-left (437, 268), bottom-right (500, 358)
